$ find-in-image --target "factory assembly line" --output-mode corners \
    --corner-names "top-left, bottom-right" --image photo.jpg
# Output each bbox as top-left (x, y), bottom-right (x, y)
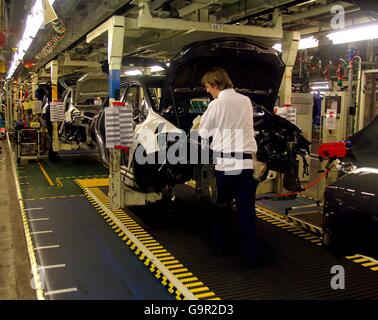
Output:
top-left (1, 0), bottom-right (378, 303)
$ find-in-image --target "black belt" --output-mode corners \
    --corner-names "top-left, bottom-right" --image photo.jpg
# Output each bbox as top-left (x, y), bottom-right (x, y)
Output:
top-left (214, 152), bottom-right (252, 160)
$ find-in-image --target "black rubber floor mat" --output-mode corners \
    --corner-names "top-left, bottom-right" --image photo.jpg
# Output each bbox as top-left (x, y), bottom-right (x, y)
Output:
top-left (113, 185), bottom-right (378, 300)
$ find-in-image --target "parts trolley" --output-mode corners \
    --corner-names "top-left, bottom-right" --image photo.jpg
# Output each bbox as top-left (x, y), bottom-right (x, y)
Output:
top-left (16, 123), bottom-right (40, 163)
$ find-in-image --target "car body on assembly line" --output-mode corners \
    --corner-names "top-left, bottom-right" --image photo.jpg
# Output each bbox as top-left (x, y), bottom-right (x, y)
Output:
top-left (91, 37), bottom-right (311, 204)
top-left (59, 71), bottom-right (109, 146)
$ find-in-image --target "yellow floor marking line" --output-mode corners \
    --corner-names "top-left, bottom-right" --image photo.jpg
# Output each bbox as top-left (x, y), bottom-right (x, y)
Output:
top-left (56, 175), bottom-right (108, 180)
top-left (353, 258), bottom-right (370, 263)
top-left (76, 178), bottom-right (109, 188)
top-left (348, 254), bottom-right (378, 271)
top-left (55, 178), bottom-right (64, 188)
top-left (37, 161), bottom-right (54, 186)
top-left (256, 204), bottom-right (323, 236)
top-left (346, 254), bottom-right (361, 260)
top-left (24, 195), bottom-right (85, 201)
top-left (8, 136), bottom-right (45, 300)
top-left (75, 179), bottom-right (219, 300)
top-left (362, 262), bottom-right (378, 267)
top-left (256, 205), bottom-right (324, 248)
top-left (257, 204), bottom-right (378, 272)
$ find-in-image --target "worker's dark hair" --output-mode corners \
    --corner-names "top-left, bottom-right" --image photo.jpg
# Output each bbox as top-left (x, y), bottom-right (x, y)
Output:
top-left (201, 67), bottom-right (233, 91)
top-left (35, 86), bottom-right (46, 101)
top-left (35, 84), bottom-right (51, 102)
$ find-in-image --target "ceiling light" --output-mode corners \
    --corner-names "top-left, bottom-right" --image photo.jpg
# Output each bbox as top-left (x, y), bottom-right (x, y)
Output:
top-left (327, 24), bottom-right (378, 44)
top-left (150, 65), bottom-right (165, 73)
top-left (272, 36), bottom-right (318, 52)
top-left (6, 0), bottom-right (56, 80)
top-left (272, 43), bottom-right (282, 52)
top-left (310, 81), bottom-right (331, 91)
top-left (298, 36), bottom-right (318, 49)
top-left (125, 69), bottom-right (143, 76)
top-left (296, 0), bottom-right (315, 7)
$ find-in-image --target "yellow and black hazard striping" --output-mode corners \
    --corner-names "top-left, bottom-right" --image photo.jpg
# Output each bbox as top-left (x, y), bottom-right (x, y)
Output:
top-left (56, 174), bottom-right (109, 180)
top-left (75, 179), bottom-right (220, 300)
top-left (345, 254), bottom-right (378, 272)
top-left (55, 178), bottom-right (64, 188)
top-left (255, 205), bottom-right (323, 246)
top-left (24, 194), bottom-right (85, 201)
top-left (284, 215), bottom-right (323, 237)
top-left (256, 204), bottom-right (378, 272)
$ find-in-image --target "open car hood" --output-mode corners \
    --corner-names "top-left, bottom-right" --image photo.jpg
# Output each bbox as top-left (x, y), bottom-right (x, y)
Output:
top-left (161, 37), bottom-right (285, 111)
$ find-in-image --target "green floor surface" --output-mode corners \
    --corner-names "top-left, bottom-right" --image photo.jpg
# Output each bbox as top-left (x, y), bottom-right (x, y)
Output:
top-left (17, 155), bottom-right (108, 199)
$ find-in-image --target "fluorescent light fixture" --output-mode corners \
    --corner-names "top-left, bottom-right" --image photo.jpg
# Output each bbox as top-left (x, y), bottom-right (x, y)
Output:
top-left (272, 43), bottom-right (282, 52)
top-left (150, 65), bottom-right (165, 73)
top-left (310, 81), bottom-right (331, 91)
top-left (125, 69), bottom-right (142, 76)
top-left (298, 36), bottom-right (318, 49)
top-left (272, 36), bottom-right (318, 52)
top-left (311, 86), bottom-right (329, 90)
top-left (297, 0), bottom-right (315, 6)
top-left (6, 0), bottom-right (56, 79)
top-left (327, 24), bottom-right (378, 44)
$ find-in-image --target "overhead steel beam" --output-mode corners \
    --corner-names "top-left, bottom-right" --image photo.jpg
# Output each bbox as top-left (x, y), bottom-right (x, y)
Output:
top-left (62, 54), bottom-right (100, 67)
top-left (178, 2), bottom-right (213, 18)
top-left (34, 0), bottom-right (134, 72)
top-left (299, 16), bottom-right (373, 36)
top-left (86, 18), bottom-right (113, 44)
top-left (279, 31), bottom-right (300, 106)
top-left (87, 15), bottom-right (126, 210)
top-left (178, 0), bottom-right (239, 18)
top-left (128, 0), bottom-right (283, 39)
top-left (283, 1), bottom-right (355, 24)
top-left (221, 0), bottom-right (299, 24)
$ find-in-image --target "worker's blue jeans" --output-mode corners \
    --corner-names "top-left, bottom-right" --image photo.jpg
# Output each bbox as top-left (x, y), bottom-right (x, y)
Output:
top-left (214, 169), bottom-right (258, 264)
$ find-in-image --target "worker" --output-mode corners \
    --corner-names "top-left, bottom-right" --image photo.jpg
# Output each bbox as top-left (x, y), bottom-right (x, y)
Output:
top-left (197, 67), bottom-right (262, 267)
top-left (37, 84), bottom-right (59, 162)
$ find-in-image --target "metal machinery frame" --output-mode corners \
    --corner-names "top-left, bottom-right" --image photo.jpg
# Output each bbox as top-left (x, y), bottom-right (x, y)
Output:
top-left (86, 15), bottom-right (126, 210)
top-left (4, 80), bottom-right (13, 130)
top-left (45, 60), bottom-right (61, 153)
top-left (86, 0), bottom-right (299, 209)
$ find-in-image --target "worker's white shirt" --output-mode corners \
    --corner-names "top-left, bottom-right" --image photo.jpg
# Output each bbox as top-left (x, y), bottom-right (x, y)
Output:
top-left (199, 88), bottom-right (257, 172)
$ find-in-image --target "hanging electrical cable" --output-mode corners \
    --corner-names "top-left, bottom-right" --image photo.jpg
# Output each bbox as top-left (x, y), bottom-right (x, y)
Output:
top-left (35, 17), bottom-right (66, 60)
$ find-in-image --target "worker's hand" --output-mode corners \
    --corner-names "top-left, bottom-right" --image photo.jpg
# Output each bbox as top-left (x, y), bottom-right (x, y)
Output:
top-left (252, 152), bottom-right (268, 182)
top-left (191, 115), bottom-right (202, 130)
